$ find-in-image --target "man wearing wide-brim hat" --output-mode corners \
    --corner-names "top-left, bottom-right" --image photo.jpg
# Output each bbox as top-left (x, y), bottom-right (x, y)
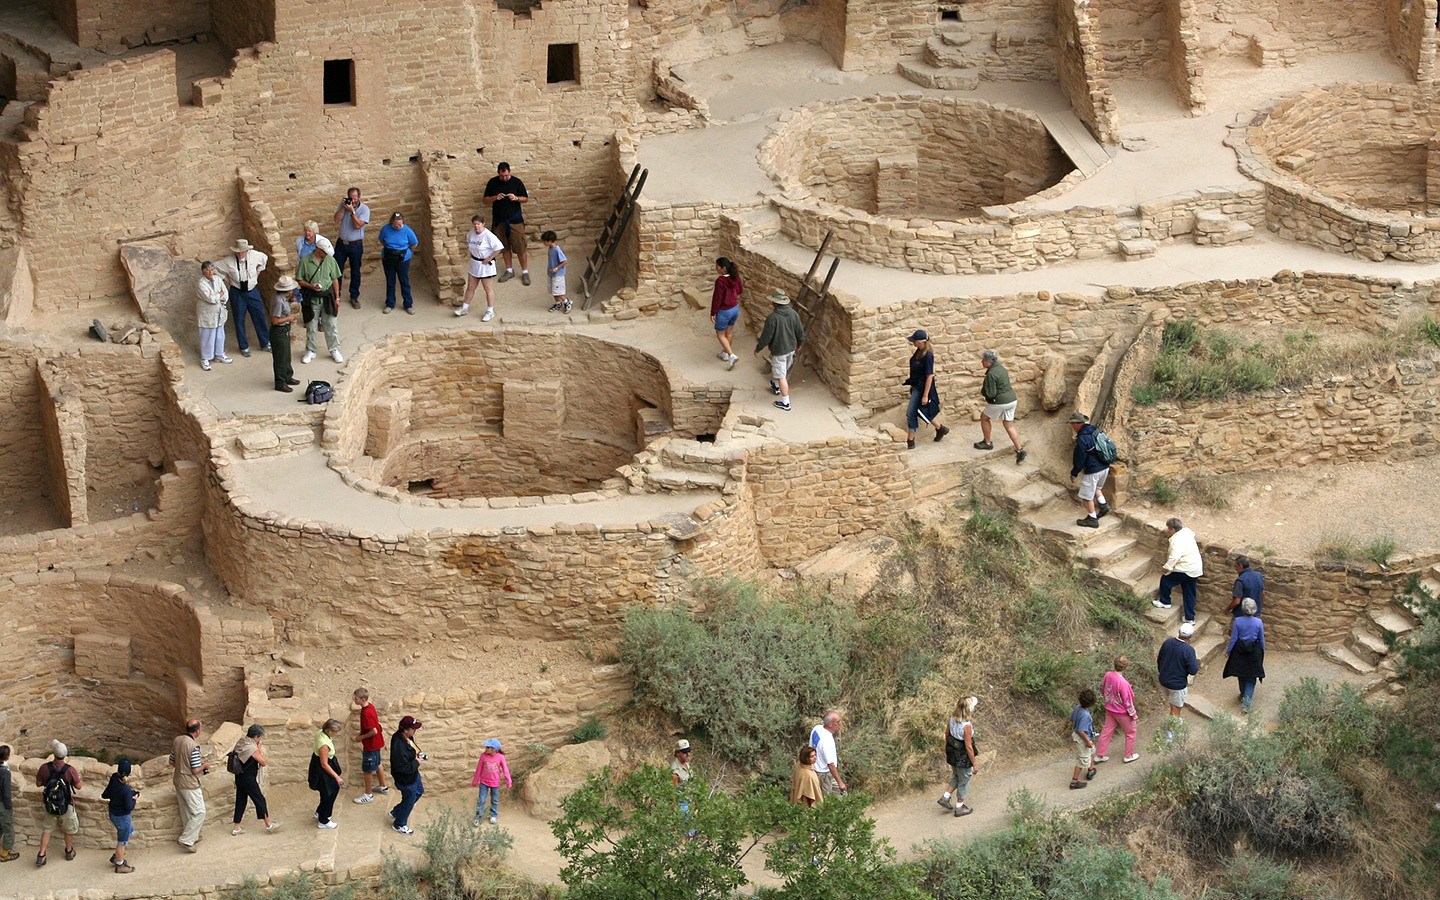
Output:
top-left (268, 275), bottom-right (302, 393)
top-left (214, 238), bottom-right (270, 358)
top-left (753, 288), bottom-right (804, 412)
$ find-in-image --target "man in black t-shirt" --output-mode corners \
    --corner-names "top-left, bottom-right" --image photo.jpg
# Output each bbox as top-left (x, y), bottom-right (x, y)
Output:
top-left (483, 162), bottom-right (531, 285)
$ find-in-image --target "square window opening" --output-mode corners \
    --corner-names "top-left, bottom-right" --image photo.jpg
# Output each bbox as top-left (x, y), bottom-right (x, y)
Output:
top-left (940, 8), bottom-right (960, 20)
top-left (323, 59), bottom-right (355, 106)
top-left (547, 43), bottom-right (579, 84)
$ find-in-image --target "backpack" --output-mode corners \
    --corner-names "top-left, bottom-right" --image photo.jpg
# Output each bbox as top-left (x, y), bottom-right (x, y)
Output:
top-left (1092, 429), bottom-right (1119, 465)
top-left (227, 749), bottom-right (244, 775)
top-left (303, 380), bottom-right (334, 404)
top-left (42, 763), bottom-right (73, 816)
top-left (945, 720), bottom-right (979, 768)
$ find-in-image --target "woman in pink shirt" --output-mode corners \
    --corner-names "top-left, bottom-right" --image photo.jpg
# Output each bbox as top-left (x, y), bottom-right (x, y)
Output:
top-left (471, 738), bottom-right (512, 826)
top-left (1094, 656), bottom-right (1140, 764)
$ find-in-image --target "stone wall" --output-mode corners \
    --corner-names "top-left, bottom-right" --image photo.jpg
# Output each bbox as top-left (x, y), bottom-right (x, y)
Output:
top-left (817, 0), bottom-right (932, 73)
top-left (0, 343), bottom-right (59, 529)
top-left (1194, 0), bottom-right (1391, 54)
top-left (1056, 0), bottom-right (1121, 146)
top-left (1097, 0), bottom-right (1171, 78)
top-left (54, 0), bottom-right (210, 52)
top-left (1164, 0), bottom-right (1205, 111)
top-left (36, 358), bottom-right (86, 527)
top-left (764, 95), bottom-right (1071, 220)
top-left (1230, 83), bottom-right (1440, 262)
top-left (377, 433), bottom-right (633, 499)
top-left (1387, 0), bottom-right (1438, 83)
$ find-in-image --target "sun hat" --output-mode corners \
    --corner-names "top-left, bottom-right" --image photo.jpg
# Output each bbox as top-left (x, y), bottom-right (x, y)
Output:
top-left (483, 738), bottom-right (502, 751)
top-left (231, 238), bottom-right (252, 253)
top-left (1068, 412), bottom-right (1089, 424)
top-left (769, 289), bottom-right (791, 306)
top-left (274, 274), bottom-right (298, 292)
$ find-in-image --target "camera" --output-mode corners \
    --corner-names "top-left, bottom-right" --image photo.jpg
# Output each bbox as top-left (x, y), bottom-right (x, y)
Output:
top-left (341, 197), bottom-right (352, 206)
top-left (419, 752), bottom-right (429, 761)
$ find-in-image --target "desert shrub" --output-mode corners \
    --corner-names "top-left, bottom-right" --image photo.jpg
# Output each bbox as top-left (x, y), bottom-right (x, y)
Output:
top-left (1361, 534), bottom-right (1398, 565)
top-left (1012, 647), bottom-right (1079, 713)
top-left (1148, 477), bottom-right (1179, 505)
top-left (1084, 585), bottom-right (1152, 638)
top-left (1423, 316), bottom-right (1440, 348)
top-left (571, 716), bottom-right (607, 744)
top-left (1131, 382), bottom-right (1163, 405)
top-left (1045, 844), bottom-right (1180, 900)
top-left (1275, 678), bottom-right (1382, 770)
top-left (1313, 529), bottom-right (1357, 561)
top-left (620, 580), bottom-right (853, 775)
top-left (1210, 854), bottom-right (1301, 900)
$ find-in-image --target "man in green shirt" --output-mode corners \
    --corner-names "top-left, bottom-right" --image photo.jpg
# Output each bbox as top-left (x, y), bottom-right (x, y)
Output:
top-left (975, 349), bottom-right (1026, 463)
top-left (754, 289), bottom-right (804, 412)
top-left (298, 236), bottom-right (344, 365)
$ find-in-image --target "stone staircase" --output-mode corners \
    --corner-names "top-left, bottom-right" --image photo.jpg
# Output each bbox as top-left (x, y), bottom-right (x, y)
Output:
top-left (624, 438), bottom-right (736, 494)
top-left (898, 23), bottom-right (983, 91)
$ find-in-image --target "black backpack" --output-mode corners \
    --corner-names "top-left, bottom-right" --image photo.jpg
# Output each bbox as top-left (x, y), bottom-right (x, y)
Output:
top-left (302, 380), bottom-right (334, 404)
top-left (227, 749), bottom-right (244, 775)
top-left (42, 763), bottom-right (73, 816)
top-left (945, 721), bottom-right (979, 768)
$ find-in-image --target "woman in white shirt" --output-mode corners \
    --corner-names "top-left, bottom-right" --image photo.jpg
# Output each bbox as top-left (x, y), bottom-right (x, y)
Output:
top-left (196, 261), bottom-right (231, 371)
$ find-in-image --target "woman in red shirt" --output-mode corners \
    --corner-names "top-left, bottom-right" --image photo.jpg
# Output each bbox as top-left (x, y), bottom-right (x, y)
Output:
top-left (710, 257), bottom-right (743, 370)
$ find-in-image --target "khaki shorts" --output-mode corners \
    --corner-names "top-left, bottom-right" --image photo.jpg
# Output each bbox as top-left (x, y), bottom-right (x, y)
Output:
top-left (1077, 468), bottom-right (1109, 501)
top-left (771, 351), bottom-right (795, 382)
top-left (43, 806), bottom-right (80, 835)
top-left (493, 220), bottom-right (527, 254)
top-left (1072, 732), bottom-right (1094, 768)
top-left (984, 400), bottom-right (1018, 421)
top-left (1168, 687), bottom-right (1189, 709)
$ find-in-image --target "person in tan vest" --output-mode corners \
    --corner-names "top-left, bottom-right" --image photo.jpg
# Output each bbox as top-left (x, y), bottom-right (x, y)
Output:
top-left (170, 719), bottom-right (209, 852)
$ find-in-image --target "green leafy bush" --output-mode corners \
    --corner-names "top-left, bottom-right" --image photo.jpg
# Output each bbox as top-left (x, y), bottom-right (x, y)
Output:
top-left (570, 716), bottom-right (607, 744)
top-left (1275, 678), bottom-right (1381, 770)
top-left (1148, 477), bottom-right (1179, 505)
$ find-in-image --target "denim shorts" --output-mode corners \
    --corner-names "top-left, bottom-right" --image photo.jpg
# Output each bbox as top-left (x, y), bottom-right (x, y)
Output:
top-left (362, 749), bottom-right (382, 773)
top-left (714, 305), bottom-right (739, 331)
top-left (110, 813), bottom-right (134, 844)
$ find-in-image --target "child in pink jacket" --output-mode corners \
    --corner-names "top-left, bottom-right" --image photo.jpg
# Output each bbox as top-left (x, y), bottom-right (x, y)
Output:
top-left (471, 738), bottom-right (512, 826)
top-left (1094, 657), bottom-right (1140, 763)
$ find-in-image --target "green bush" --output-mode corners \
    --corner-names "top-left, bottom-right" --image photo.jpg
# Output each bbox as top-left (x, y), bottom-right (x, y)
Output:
top-left (1131, 382), bottom-right (1163, 406)
top-left (620, 581), bottom-right (853, 775)
top-left (1148, 477), bottom-right (1179, 505)
top-left (1422, 316), bottom-right (1440, 348)
top-left (1275, 678), bottom-right (1382, 770)
top-left (1210, 854), bottom-right (1300, 900)
top-left (1045, 844), bottom-right (1180, 899)
top-left (1012, 647), bottom-right (1079, 712)
top-left (571, 716), bottom-right (607, 744)
top-left (1361, 534), bottom-right (1398, 565)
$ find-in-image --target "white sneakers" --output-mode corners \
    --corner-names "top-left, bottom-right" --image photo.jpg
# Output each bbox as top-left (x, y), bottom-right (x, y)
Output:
top-left (481, 307), bottom-right (495, 322)
top-left (216, 355), bottom-right (233, 364)
top-left (454, 303), bottom-right (470, 317)
top-left (317, 821), bottom-right (338, 830)
top-left (392, 825), bottom-right (414, 835)
top-left (1123, 753), bottom-right (1141, 763)
top-left (353, 794), bottom-right (374, 804)
top-left (330, 349), bottom-right (344, 364)
top-left (301, 351), bottom-right (315, 364)
top-left (200, 359), bottom-right (212, 371)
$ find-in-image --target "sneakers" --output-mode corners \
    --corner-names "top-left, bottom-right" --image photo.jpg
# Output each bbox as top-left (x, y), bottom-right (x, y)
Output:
top-left (455, 303), bottom-right (470, 317)
top-left (35, 852), bottom-right (45, 867)
top-left (953, 804), bottom-right (973, 817)
top-left (392, 825), bottom-right (414, 835)
top-left (769, 379), bottom-right (781, 396)
top-left (354, 794), bottom-right (374, 804)
top-left (936, 797), bottom-right (952, 810)
top-left (489, 816), bottom-right (497, 825)
top-left (405, 306), bottom-right (415, 315)
top-left (934, 425), bottom-right (949, 442)
top-left (554, 303), bottom-right (569, 313)
top-left (330, 349), bottom-right (344, 364)
top-left (1085, 767), bottom-right (1097, 780)
top-left (973, 440), bottom-right (993, 450)
top-left (498, 270), bottom-right (515, 283)
top-left (317, 821), bottom-right (339, 830)
top-left (1076, 517), bottom-right (1099, 528)
top-left (1094, 756), bottom-right (1109, 763)
top-left (1151, 599), bottom-right (1173, 610)
top-left (179, 840), bottom-right (197, 853)
top-left (1097, 503), bottom-right (1111, 518)
top-left (216, 355), bottom-right (233, 364)
top-left (774, 400), bottom-right (791, 411)
top-left (240, 348), bottom-right (252, 358)
top-left (65, 847), bottom-right (76, 861)
top-left (200, 359), bottom-right (212, 371)
top-left (725, 353), bottom-right (737, 371)
top-left (266, 822), bottom-right (282, 832)
top-left (386, 810), bottom-right (395, 821)
top-left (481, 307), bottom-right (495, 322)
top-left (376, 785), bottom-right (390, 794)
top-left (473, 816), bottom-right (483, 828)
top-left (906, 439), bottom-right (915, 450)
top-left (1016, 449), bottom-right (1028, 464)
top-left (301, 351), bottom-right (316, 364)
top-left (521, 272), bottom-right (531, 286)
top-left (383, 306), bottom-right (392, 314)
top-left (349, 298), bottom-right (361, 309)
top-left (1123, 753), bottom-right (1141, 763)
top-left (1069, 780), bottom-right (1088, 790)
top-left (232, 827), bottom-right (244, 835)
top-left (562, 300), bottom-right (572, 313)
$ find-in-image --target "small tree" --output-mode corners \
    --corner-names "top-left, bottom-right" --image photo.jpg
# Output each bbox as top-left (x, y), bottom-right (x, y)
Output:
top-left (760, 791), bottom-right (926, 899)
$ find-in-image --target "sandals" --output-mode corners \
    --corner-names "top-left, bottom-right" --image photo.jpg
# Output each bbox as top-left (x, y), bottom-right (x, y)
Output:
top-left (115, 862), bottom-right (135, 873)
top-left (64, 847), bottom-right (76, 861)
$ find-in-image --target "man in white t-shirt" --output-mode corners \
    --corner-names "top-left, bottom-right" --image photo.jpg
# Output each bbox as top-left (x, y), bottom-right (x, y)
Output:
top-left (808, 711), bottom-right (847, 795)
top-left (457, 215), bottom-right (504, 321)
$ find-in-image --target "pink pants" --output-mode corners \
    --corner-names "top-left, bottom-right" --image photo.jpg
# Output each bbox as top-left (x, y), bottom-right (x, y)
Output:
top-left (1096, 709), bottom-right (1136, 758)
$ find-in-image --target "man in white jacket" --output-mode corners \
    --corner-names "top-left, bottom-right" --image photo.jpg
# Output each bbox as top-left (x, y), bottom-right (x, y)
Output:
top-left (1152, 517), bottom-right (1203, 625)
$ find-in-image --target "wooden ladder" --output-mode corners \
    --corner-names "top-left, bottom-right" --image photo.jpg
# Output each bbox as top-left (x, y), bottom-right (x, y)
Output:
top-left (791, 231), bottom-right (839, 369)
top-left (580, 164), bottom-right (648, 308)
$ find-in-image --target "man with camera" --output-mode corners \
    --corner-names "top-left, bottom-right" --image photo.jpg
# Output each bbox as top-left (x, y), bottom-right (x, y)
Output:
top-left (297, 236), bottom-right (344, 365)
top-left (483, 162), bottom-right (530, 285)
top-left (332, 187), bottom-right (370, 309)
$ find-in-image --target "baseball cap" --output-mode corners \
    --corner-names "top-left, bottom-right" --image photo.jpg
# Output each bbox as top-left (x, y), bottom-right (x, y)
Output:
top-left (676, 739), bottom-right (692, 752)
top-left (1178, 622), bottom-right (1195, 638)
top-left (399, 715), bottom-right (422, 730)
top-left (908, 329), bottom-right (928, 342)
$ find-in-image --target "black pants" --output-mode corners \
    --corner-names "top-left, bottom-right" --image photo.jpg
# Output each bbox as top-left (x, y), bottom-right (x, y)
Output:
top-left (315, 775), bottom-right (339, 824)
top-left (233, 772), bottom-right (268, 823)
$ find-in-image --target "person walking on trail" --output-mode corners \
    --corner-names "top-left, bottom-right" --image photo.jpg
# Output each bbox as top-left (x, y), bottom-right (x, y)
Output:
top-left (809, 711), bottom-right (847, 795)
top-left (937, 696), bottom-right (979, 816)
top-left (35, 740), bottom-right (81, 867)
top-left (1157, 622), bottom-right (1200, 725)
top-left (974, 349), bottom-right (1025, 463)
top-left (231, 724), bottom-right (279, 835)
top-left (1069, 689), bottom-right (1097, 790)
top-left (1153, 517), bottom-right (1204, 626)
top-left (903, 329), bottom-right (949, 450)
top-left (352, 688), bottom-right (390, 805)
top-left (389, 715), bottom-right (426, 836)
top-left (1094, 657), bottom-right (1140, 764)
top-left (309, 719), bottom-right (344, 829)
top-left (710, 257), bottom-right (743, 369)
top-left (0, 744), bottom-right (18, 863)
top-left (1068, 412), bottom-right (1111, 529)
top-left (1223, 597), bottom-right (1267, 713)
top-left (171, 719), bottom-right (209, 852)
top-left (755, 289), bottom-right (804, 412)
top-left (790, 746), bottom-right (823, 808)
top-left (1230, 555), bottom-right (1264, 617)
top-left (101, 758), bottom-right (137, 873)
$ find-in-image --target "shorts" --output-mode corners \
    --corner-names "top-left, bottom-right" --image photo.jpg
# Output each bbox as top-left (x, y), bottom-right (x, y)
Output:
top-left (984, 400), bottom-right (1018, 421)
top-left (714, 305), bottom-right (739, 331)
top-left (43, 806), bottom-right (80, 835)
top-left (1167, 687), bottom-right (1189, 709)
top-left (110, 812), bottom-right (134, 844)
top-left (362, 749), bottom-right (382, 773)
top-left (493, 219), bottom-right (527, 254)
top-left (1077, 468), bottom-right (1110, 501)
top-left (550, 273), bottom-right (567, 297)
top-left (1072, 732), bottom-right (1094, 768)
top-left (770, 351), bottom-right (795, 382)
top-left (468, 260), bottom-right (497, 280)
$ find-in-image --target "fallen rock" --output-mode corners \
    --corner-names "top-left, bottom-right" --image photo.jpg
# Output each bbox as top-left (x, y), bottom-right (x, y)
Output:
top-left (1039, 352), bottom-right (1068, 411)
top-left (521, 741), bottom-right (612, 820)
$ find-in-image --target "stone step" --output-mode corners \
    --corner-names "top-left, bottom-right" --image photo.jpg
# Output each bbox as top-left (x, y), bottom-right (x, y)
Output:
top-left (1079, 534), bottom-right (1139, 568)
top-left (1021, 499), bottom-right (1097, 547)
top-left (1319, 642), bottom-right (1377, 676)
top-left (644, 467), bottom-right (728, 492)
top-left (1143, 599), bottom-right (1181, 626)
top-left (1193, 631), bottom-right (1226, 668)
top-left (939, 28), bottom-right (974, 47)
top-left (1186, 692), bottom-right (1218, 721)
top-left (1103, 551), bottom-right (1155, 588)
top-left (1346, 624), bottom-right (1389, 667)
top-left (924, 36), bottom-right (988, 69)
top-left (898, 59), bottom-right (980, 91)
top-left (1011, 479), bottom-right (1064, 512)
top-left (1369, 604), bottom-right (1418, 635)
top-left (1119, 238), bottom-right (1158, 260)
top-left (911, 461), bottom-right (968, 500)
top-left (973, 460), bottom-right (1039, 504)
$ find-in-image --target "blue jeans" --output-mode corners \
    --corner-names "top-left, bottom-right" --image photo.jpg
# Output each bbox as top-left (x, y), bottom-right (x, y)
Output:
top-left (475, 784), bottom-right (500, 820)
top-left (1238, 677), bottom-right (1258, 709)
top-left (383, 255), bottom-right (413, 309)
top-left (1158, 571), bottom-right (1199, 622)
top-left (391, 777), bottom-right (423, 827)
top-left (906, 388), bottom-right (939, 431)
top-left (335, 239), bottom-right (364, 299)
top-left (109, 813), bottom-right (134, 844)
top-left (228, 285), bottom-right (269, 352)
top-left (362, 750), bottom-right (382, 773)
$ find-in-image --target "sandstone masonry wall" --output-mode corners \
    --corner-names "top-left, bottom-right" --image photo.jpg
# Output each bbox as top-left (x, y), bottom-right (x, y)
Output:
top-left (1386, 0), bottom-right (1438, 83)
top-left (1196, 0), bottom-right (1391, 54)
top-left (1057, 0), bottom-right (1121, 145)
top-left (817, 0), bottom-right (932, 73)
top-left (56, 0), bottom-right (209, 52)
top-left (1164, 0), bottom-right (1206, 111)
top-left (1097, 0), bottom-right (1171, 78)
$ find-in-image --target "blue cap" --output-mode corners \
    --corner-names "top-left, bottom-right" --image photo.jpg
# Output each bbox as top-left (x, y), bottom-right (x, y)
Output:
top-left (483, 738), bottom-right (502, 751)
top-left (117, 757), bottom-right (132, 777)
top-left (908, 329), bottom-right (928, 342)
